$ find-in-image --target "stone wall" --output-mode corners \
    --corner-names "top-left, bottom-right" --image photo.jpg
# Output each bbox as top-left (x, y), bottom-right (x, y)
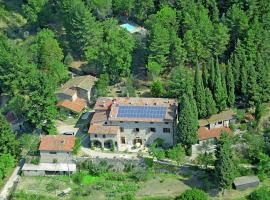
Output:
top-left (110, 121), bottom-right (175, 147)
top-left (40, 151), bottom-right (73, 163)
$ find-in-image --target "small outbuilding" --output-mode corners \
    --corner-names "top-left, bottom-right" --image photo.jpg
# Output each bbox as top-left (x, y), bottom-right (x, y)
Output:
top-left (233, 176), bottom-right (260, 190)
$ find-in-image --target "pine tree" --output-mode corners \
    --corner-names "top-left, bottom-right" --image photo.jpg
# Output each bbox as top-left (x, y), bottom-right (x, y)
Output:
top-left (194, 65), bottom-right (207, 118)
top-left (214, 60), bottom-right (227, 111)
top-left (215, 133), bottom-right (237, 192)
top-left (205, 88), bottom-right (218, 117)
top-left (226, 62), bottom-right (235, 107)
top-left (202, 66), bottom-right (209, 89)
top-left (177, 95), bottom-right (198, 154)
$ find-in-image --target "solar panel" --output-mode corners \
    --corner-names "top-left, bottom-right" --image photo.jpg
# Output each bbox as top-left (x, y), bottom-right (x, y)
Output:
top-left (117, 105), bottom-right (167, 119)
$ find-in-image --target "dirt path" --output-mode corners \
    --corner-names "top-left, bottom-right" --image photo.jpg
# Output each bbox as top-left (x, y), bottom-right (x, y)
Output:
top-left (0, 166), bottom-right (20, 200)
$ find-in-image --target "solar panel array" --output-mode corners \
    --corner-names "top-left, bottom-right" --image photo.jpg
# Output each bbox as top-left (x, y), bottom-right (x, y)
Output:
top-left (117, 105), bottom-right (167, 119)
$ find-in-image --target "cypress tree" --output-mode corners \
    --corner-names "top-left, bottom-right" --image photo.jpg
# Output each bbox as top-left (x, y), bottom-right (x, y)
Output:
top-left (205, 88), bottom-right (218, 117)
top-left (202, 65), bottom-right (209, 88)
top-left (177, 95), bottom-right (198, 153)
top-left (214, 60), bottom-right (227, 111)
top-left (209, 57), bottom-right (215, 91)
top-left (194, 65), bottom-right (207, 118)
top-left (215, 133), bottom-right (237, 192)
top-left (221, 73), bottom-right (228, 105)
top-left (256, 53), bottom-right (270, 103)
top-left (240, 53), bottom-right (248, 99)
top-left (247, 64), bottom-right (259, 106)
top-left (226, 62), bottom-right (235, 107)
top-left (232, 55), bottom-right (240, 92)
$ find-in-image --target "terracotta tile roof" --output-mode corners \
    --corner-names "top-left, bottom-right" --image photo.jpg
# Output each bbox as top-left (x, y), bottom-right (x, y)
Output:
top-left (57, 98), bottom-right (86, 113)
top-left (39, 135), bottom-right (75, 152)
top-left (88, 124), bottom-right (119, 135)
top-left (198, 127), bottom-right (232, 141)
top-left (199, 109), bottom-right (236, 126)
top-left (107, 97), bottom-right (178, 122)
top-left (91, 111), bottom-right (109, 124)
top-left (94, 98), bottom-right (113, 111)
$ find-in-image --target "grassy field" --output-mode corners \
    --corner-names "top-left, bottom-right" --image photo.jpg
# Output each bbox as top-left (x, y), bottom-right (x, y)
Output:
top-left (13, 173), bottom-right (192, 200)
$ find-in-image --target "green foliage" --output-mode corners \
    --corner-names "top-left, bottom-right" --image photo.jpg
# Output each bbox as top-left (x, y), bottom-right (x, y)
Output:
top-left (167, 67), bottom-right (194, 98)
top-left (151, 80), bottom-right (165, 97)
top-left (0, 153), bottom-right (15, 180)
top-left (167, 144), bottom-right (185, 165)
top-left (175, 188), bottom-right (209, 200)
top-left (22, 0), bottom-right (48, 23)
top-left (131, 168), bottom-right (152, 182)
top-left (96, 73), bottom-right (109, 97)
top-left (99, 23), bottom-right (135, 83)
top-left (194, 65), bottom-right (207, 118)
top-left (147, 61), bottom-right (162, 80)
top-left (72, 138), bottom-right (81, 155)
top-left (205, 88), bottom-right (218, 117)
top-left (226, 62), bottom-right (235, 107)
top-left (177, 95), bottom-right (198, 152)
top-left (257, 153), bottom-right (270, 181)
top-left (197, 152), bottom-right (215, 169)
top-left (248, 186), bottom-right (270, 200)
top-left (60, 0), bottom-right (102, 59)
top-left (144, 157), bottom-right (154, 168)
top-left (215, 133), bottom-right (237, 190)
top-left (0, 115), bottom-right (19, 157)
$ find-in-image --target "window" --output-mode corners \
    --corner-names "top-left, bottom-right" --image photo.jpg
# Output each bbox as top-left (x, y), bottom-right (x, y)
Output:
top-left (218, 121), bottom-right (223, 125)
top-left (165, 122), bottom-right (169, 124)
top-left (163, 128), bottom-right (170, 133)
top-left (135, 121), bottom-right (138, 123)
top-left (103, 135), bottom-right (106, 138)
top-left (135, 128), bottom-right (139, 132)
top-left (120, 127), bottom-right (124, 132)
top-left (120, 121), bottom-right (123, 123)
top-left (94, 134), bottom-right (97, 138)
top-left (150, 122), bottom-right (154, 124)
top-left (150, 128), bottom-right (156, 132)
top-left (49, 152), bottom-right (57, 154)
top-left (121, 137), bottom-right (125, 144)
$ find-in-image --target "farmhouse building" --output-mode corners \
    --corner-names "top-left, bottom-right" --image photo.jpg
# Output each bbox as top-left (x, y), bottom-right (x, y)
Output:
top-left (199, 109), bottom-right (236, 129)
top-left (56, 75), bottom-right (97, 113)
top-left (88, 97), bottom-right (178, 151)
top-left (191, 109), bottom-right (235, 158)
top-left (39, 135), bottom-right (75, 163)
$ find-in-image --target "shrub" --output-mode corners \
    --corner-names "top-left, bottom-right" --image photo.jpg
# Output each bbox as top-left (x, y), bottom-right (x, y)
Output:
top-left (30, 157), bottom-right (40, 165)
top-left (103, 172), bottom-right (128, 181)
top-left (72, 172), bottom-right (84, 184)
top-left (248, 186), bottom-right (270, 200)
top-left (144, 157), bottom-right (154, 168)
top-left (175, 188), bottom-right (209, 200)
top-left (73, 138), bottom-right (81, 155)
top-left (53, 158), bottom-right (58, 163)
top-left (121, 193), bottom-right (136, 200)
top-left (239, 124), bottom-right (247, 131)
top-left (131, 168), bottom-right (152, 182)
top-left (46, 182), bottom-right (59, 192)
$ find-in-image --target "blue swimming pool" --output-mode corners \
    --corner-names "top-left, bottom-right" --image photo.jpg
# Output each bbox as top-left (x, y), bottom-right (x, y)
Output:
top-left (120, 23), bottom-right (137, 32)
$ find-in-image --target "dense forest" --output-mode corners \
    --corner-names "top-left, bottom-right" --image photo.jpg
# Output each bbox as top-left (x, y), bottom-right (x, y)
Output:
top-left (1, 0), bottom-right (270, 133)
top-left (0, 0), bottom-right (270, 198)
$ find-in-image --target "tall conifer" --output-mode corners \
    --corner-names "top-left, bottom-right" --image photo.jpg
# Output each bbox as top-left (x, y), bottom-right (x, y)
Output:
top-left (194, 65), bottom-right (207, 118)
top-left (226, 62), bottom-right (235, 107)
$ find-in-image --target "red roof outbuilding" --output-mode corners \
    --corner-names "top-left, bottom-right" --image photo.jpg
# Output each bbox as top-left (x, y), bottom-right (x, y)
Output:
top-left (39, 135), bottom-right (75, 152)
